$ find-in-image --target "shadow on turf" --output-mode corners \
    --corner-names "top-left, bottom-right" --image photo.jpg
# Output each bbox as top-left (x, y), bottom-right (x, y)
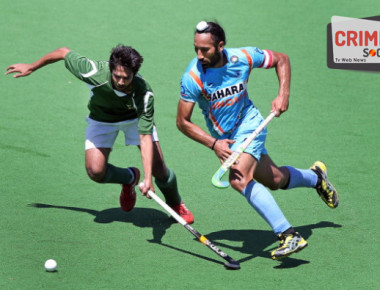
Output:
top-left (29, 203), bottom-right (226, 267)
top-left (204, 221), bottom-right (342, 269)
top-left (28, 203), bottom-right (175, 242)
top-left (151, 241), bottom-right (226, 267)
top-left (28, 203), bottom-right (342, 269)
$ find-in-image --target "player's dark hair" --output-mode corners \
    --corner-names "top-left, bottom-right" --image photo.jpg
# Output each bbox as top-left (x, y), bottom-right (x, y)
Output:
top-left (109, 44), bottom-right (144, 74)
top-left (195, 21), bottom-right (226, 47)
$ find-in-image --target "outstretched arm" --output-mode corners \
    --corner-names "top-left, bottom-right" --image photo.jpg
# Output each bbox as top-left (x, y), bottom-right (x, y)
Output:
top-left (5, 47), bottom-right (71, 78)
top-left (269, 51), bottom-right (291, 116)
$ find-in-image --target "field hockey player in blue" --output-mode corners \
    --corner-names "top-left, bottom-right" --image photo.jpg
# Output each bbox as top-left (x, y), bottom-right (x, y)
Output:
top-left (176, 21), bottom-right (339, 260)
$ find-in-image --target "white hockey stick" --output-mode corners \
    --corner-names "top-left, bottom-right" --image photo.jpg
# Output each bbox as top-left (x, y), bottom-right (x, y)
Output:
top-left (211, 112), bottom-right (276, 188)
top-left (140, 184), bottom-right (240, 269)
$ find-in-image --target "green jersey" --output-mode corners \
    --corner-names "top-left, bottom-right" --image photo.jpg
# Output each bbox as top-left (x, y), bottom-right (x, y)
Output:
top-left (64, 50), bottom-right (154, 135)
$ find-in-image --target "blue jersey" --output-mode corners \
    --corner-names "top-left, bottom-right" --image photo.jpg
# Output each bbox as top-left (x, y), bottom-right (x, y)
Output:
top-left (180, 47), bottom-right (273, 136)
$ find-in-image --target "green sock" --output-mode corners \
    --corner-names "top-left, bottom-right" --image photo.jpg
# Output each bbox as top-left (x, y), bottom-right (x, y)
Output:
top-left (100, 164), bottom-right (134, 184)
top-left (155, 168), bottom-right (181, 207)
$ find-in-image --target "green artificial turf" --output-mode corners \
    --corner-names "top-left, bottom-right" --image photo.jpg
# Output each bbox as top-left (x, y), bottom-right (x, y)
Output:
top-left (1, 0), bottom-right (379, 289)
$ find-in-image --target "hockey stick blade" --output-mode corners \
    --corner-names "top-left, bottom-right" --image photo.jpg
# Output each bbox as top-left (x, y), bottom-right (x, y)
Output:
top-left (142, 184), bottom-right (240, 270)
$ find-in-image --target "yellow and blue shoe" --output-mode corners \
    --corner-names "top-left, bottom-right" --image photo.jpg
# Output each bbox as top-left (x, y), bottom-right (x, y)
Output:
top-left (271, 232), bottom-right (308, 260)
top-left (310, 161), bottom-right (339, 209)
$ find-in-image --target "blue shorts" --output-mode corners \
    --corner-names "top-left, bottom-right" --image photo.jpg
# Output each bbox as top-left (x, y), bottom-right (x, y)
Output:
top-left (220, 106), bottom-right (268, 161)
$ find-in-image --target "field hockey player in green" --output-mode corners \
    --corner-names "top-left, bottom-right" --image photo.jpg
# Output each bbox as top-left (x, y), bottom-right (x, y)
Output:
top-left (6, 45), bottom-right (194, 224)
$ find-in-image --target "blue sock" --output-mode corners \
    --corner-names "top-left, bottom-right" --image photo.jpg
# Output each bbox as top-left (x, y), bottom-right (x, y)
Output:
top-left (284, 166), bottom-right (318, 189)
top-left (242, 181), bottom-right (291, 235)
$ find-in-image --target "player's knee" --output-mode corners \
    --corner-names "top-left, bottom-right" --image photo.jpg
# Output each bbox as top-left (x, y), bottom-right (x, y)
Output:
top-left (86, 166), bottom-right (105, 183)
top-left (152, 166), bottom-right (167, 181)
top-left (230, 177), bottom-right (247, 192)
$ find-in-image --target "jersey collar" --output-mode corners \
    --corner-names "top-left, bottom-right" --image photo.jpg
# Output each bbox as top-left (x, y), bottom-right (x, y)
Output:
top-left (113, 89), bottom-right (127, 97)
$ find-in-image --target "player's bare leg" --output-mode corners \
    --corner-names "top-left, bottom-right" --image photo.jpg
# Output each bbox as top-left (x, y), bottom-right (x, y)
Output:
top-left (255, 155), bottom-right (337, 209)
top-left (254, 154), bottom-right (289, 190)
top-left (85, 147), bottom-right (111, 182)
top-left (150, 141), bottom-right (194, 223)
top-left (85, 147), bottom-right (139, 211)
top-left (151, 141), bottom-right (168, 180)
top-left (229, 153), bottom-right (307, 260)
top-left (229, 153), bottom-right (257, 192)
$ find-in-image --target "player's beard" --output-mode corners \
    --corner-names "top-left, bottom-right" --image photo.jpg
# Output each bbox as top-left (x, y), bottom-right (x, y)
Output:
top-left (202, 51), bottom-right (222, 69)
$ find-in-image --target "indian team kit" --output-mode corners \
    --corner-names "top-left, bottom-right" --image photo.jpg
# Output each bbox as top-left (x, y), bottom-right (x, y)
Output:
top-left (180, 47), bottom-right (274, 158)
